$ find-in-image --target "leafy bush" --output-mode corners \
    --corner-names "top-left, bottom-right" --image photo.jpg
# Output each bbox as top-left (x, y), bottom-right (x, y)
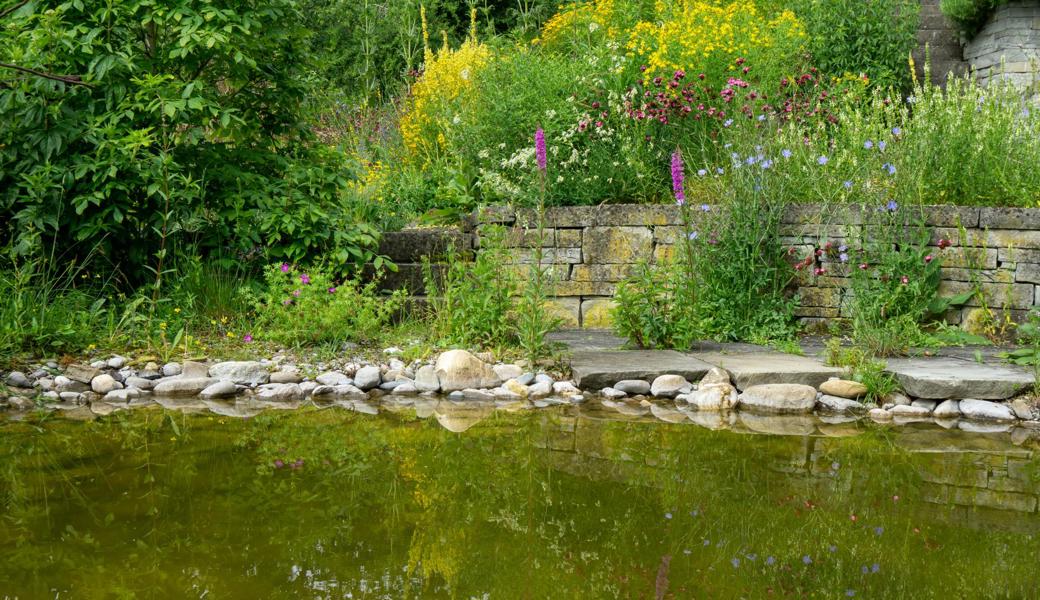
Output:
top-left (940, 0), bottom-right (1005, 34)
top-left (612, 260), bottom-right (699, 349)
top-left (245, 263), bottom-right (406, 346)
top-left (791, 0), bottom-right (920, 89)
top-left (0, 0), bottom-right (380, 281)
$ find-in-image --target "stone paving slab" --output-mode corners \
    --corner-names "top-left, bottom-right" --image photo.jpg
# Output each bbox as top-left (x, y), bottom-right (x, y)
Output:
top-left (571, 350), bottom-right (713, 389)
top-left (689, 351), bottom-right (843, 391)
top-left (884, 358), bottom-right (1035, 400)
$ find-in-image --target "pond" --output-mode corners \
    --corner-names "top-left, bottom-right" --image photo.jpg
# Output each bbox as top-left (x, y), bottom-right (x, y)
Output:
top-left (1, 401), bottom-right (1038, 598)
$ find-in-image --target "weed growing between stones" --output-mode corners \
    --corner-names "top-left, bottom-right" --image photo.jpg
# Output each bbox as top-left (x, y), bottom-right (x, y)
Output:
top-left (823, 339), bottom-right (899, 404)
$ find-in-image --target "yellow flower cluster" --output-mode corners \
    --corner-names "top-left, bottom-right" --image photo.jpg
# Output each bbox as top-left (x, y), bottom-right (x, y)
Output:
top-left (348, 160), bottom-right (387, 203)
top-left (537, 0), bottom-right (617, 48)
top-left (627, 0), bottom-right (805, 82)
top-left (401, 10), bottom-right (490, 164)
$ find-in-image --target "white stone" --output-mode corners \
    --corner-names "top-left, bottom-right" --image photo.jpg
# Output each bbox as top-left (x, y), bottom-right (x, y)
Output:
top-left (434, 350), bottom-right (501, 392)
top-left (493, 364), bottom-right (524, 381)
top-left (256, 383), bottom-right (303, 402)
top-left (651, 375), bottom-right (690, 398)
top-left (890, 404), bottom-right (932, 417)
top-left (737, 384), bottom-right (817, 414)
top-left (354, 366), bottom-right (382, 390)
top-left (181, 361), bottom-right (210, 379)
top-left (91, 374), bottom-right (121, 395)
top-left (819, 378), bottom-right (868, 399)
top-left (392, 382), bottom-right (419, 396)
top-left (816, 394), bottom-right (867, 414)
top-left (680, 383), bottom-right (737, 411)
top-left (699, 367), bottom-right (732, 386)
top-left (414, 365), bottom-right (441, 392)
top-left (601, 387), bottom-right (627, 400)
top-left (959, 399), bottom-right (1017, 421)
top-left (316, 371), bottom-right (351, 386)
top-left (528, 381), bottom-right (552, 399)
top-left (869, 408), bottom-right (893, 421)
top-left (209, 361), bottom-right (269, 386)
top-left (614, 380), bottom-right (651, 395)
top-left (200, 380), bottom-right (238, 399)
top-left (552, 381), bottom-right (581, 397)
top-left (153, 377), bottom-right (217, 396)
top-left (933, 399), bottom-right (962, 418)
top-left (269, 370), bottom-right (302, 384)
top-left (161, 362), bottom-right (182, 377)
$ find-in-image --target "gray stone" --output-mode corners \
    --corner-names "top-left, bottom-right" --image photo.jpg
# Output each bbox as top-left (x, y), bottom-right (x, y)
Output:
top-left (699, 367), bottom-right (732, 386)
top-left (528, 381), bottom-right (552, 399)
top-left (181, 361), bottom-right (210, 379)
top-left (392, 382), bottom-right (419, 396)
top-left (493, 364), bottom-right (524, 381)
top-left (269, 370), bottom-right (302, 384)
top-left (103, 388), bottom-right (141, 402)
top-left (414, 365), bottom-right (440, 392)
top-left (737, 384), bottom-right (818, 414)
top-left (890, 404), bottom-right (932, 417)
top-left (1010, 398), bottom-right (1036, 420)
top-left (54, 375), bottom-right (89, 393)
top-left (435, 350), bottom-right (501, 392)
top-left (613, 380), bottom-right (651, 395)
top-left (311, 384), bottom-right (367, 400)
top-left (256, 383), bottom-right (303, 402)
top-left (911, 399), bottom-right (938, 411)
top-left (209, 361), bottom-right (269, 386)
top-left (379, 380), bottom-right (407, 391)
top-left (816, 395), bottom-right (867, 414)
top-left (650, 375), bottom-right (690, 398)
top-left (5, 371), bottom-right (32, 388)
top-left (884, 358), bottom-right (1034, 400)
top-left (869, 408), bottom-right (893, 421)
top-left (124, 377), bottom-right (155, 390)
top-left (59, 391), bottom-right (83, 403)
top-left (491, 387), bottom-right (524, 401)
top-left (959, 399), bottom-right (1017, 421)
top-left (534, 373), bottom-right (554, 386)
top-left (65, 364), bottom-right (101, 384)
top-left (7, 396), bottom-right (34, 410)
top-left (690, 351), bottom-right (843, 391)
top-left (552, 381), bottom-right (581, 396)
top-left (91, 374), bottom-right (121, 395)
top-left (161, 362), bottom-right (182, 377)
top-left (315, 371), bottom-right (351, 386)
top-left (933, 399), bottom-right (962, 418)
top-left (200, 380), bottom-right (239, 399)
top-left (299, 381), bottom-right (319, 395)
top-left (515, 373), bottom-right (536, 386)
top-left (680, 383), bottom-right (738, 411)
top-left (886, 392), bottom-right (912, 406)
top-left (819, 378), bottom-right (868, 399)
top-left (600, 387), bottom-right (627, 399)
top-left (107, 356), bottom-right (127, 369)
top-left (572, 350), bottom-right (712, 389)
top-left (461, 388), bottom-right (495, 401)
top-left (153, 377), bottom-right (217, 396)
top-left (354, 366), bottom-right (382, 390)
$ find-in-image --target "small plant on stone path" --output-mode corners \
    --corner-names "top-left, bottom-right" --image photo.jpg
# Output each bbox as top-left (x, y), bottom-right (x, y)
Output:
top-left (823, 337), bottom-right (899, 404)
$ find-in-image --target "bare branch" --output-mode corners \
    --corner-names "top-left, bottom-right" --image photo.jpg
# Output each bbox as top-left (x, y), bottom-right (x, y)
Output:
top-left (0, 61), bottom-right (95, 88)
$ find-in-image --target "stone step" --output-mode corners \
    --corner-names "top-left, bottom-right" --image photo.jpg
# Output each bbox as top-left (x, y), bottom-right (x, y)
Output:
top-left (883, 358), bottom-right (1034, 400)
top-left (689, 350), bottom-right (844, 391)
top-left (570, 350), bottom-right (713, 389)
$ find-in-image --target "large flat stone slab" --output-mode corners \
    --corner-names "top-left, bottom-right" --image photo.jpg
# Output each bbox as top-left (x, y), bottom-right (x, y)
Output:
top-left (571, 350), bottom-right (712, 389)
top-left (884, 358), bottom-right (1034, 400)
top-left (690, 351), bottom-right (843, 391)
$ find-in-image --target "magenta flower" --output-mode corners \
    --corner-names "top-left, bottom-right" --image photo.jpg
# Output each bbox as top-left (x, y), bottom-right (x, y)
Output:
top-left (534, 128), bottom-right (547, 172)
top-left (328, 287), bottom-right (336, 294)
top-left (671, 150), bottom-right (685, 206)
top-left (924, 254), bottom-right (934, 263)
top-left (292, 289), bottom-right (300, 297)
top-left (280, 263), bottom-right (290, 273)
top-left (242, 333), bottom-right (253, 343)
top-left (300, 273), bottom-right (310, 285)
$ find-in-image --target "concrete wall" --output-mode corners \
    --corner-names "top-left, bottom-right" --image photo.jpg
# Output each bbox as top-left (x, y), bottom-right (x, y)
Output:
top-left (963, 0), bottom-right (1040, 94)
top-left (917, 0), bottom-right (970, 84)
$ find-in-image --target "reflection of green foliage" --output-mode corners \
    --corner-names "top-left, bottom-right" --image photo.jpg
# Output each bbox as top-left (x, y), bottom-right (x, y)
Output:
top-left (0, 409), bottom-right (1039, 598)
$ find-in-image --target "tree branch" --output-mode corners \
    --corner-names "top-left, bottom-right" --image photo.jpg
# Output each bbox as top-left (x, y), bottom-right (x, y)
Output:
top-left (0, 0), bottom-right (30, 21)
top-left (0, 62), bottom-right (94, 88)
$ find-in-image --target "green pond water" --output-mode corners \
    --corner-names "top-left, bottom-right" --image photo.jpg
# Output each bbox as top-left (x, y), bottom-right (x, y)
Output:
top-left (1, 402), bottom-right (1039, 599)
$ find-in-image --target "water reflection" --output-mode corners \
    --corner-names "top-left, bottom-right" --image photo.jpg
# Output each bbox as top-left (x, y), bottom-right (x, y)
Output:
top-left (0, 402), bottom-right (1038, 598)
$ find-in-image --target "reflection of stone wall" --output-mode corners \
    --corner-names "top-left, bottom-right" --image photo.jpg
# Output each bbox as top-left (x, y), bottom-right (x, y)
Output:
top-left (474, 204), bottom-right (1040, 331)
top-left (963, 1), bottom-right (1040, 95)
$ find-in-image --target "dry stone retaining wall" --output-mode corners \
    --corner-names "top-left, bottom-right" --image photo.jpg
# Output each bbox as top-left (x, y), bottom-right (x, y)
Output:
top-left (470, 203), bottom-right (1040, 330)
top-left (963, 0), bottom-right (1040, 94)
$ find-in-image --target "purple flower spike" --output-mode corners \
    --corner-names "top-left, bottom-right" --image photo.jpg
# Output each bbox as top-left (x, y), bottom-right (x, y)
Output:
top-left (535, 128), bottom-right (547, 172)
top-left (671, 150), bottom-right (686, 206)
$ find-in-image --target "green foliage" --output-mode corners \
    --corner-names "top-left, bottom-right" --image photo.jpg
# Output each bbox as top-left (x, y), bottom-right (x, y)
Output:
top-left (791, 0), bottom-right (920, 89)
top-left (514, 211), bottom-right (564, 365)
top-left (823, 338), bottom-right (899, 404)
top-left (940, 0), bottom-right (1006, 34)
top-left (422, 226), bottom-right (518, 349)
top-left (612, 260), bottom-right (699, 349)
top-left (0, 0), bottom-right (380, 281)
top-left (245, 262), bottom-right (406, 346)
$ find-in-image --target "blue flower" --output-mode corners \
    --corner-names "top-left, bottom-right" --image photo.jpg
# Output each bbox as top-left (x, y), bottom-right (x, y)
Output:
top-left (817, 155), bottom-right (829, 165)
top-left (802, 555), bottom-right (812, 565)
top-left (874, 526), bottom-right (884, 536)
top-left (724, 119), bottom-right (733, 127)
top-left (831, 461), bottom-right (840, 470)
top-left (871, 563), bottom-right (880, 573)
top-left (716, 167), bottom-right (725, 175)
top-left (731, 558), bottom-right (740, 568)
top-left (703, 539), bottom-right (711, 546)
top-left (883, 163), bottom-right (897, 175)
top-left (689, 231), bottom-right (699, 241)
top-left (781, 149), bottom-right (792, 159)
top-left (761, 159), bottom-right (774, 170)
top-left (665, 512), bottom-right (673, 519)
top-left (840, 252), bottom-right (849, 263)
top-left (829, 545), bottom-right (837, 553)
top-left (861, 566), bottom-right (869, 574)
top-left (839, 244), bottom-right (848, 252)
top-left (697, 169), bottom-right (707, 176)
top-left (757, 114), bottom-right (766, 121)
top-left (843, 180), bottom-right (853, 189)
top-left (886, 200), bottom-right (898, 212)
top-left (766, 556), bottom-right (775, 566)
top-left (700, 204), bottom-right (711, 212)
top-left (892, 126), bottom-right (902, 135)
top-left (846, 590), bottom-right (856, 597)
top-left (878, 140), bottom-right (887, 151)
top-left (746, 155), bottom-right (758, 166)
top-left (864, 140), bottom-right (873, 150)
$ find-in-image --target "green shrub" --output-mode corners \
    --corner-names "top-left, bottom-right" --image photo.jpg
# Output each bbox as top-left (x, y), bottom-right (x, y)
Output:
top-left (612, 260), bottom-right (699, 349)
top-left (940, 0), bottom-right (1005, 34)
top-left (0, 0), bottom-right (380, 282)
top-left (245, 263), bottom-right (406, 347)
top-left (791, 0), bottom-right (920, 89)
